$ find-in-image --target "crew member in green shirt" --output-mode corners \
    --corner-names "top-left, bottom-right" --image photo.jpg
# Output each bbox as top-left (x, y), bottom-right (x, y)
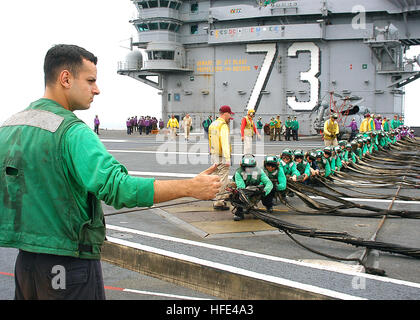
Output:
top-left (291, 116), bottom-right (299, 141)
top-left (391, 114), bottom-right (399, 130)
top-left (263, 155), bottom-right (287, 211)
top-left (0, 44), bottom-right (221, 300)
top-left (285, 116), bottom-right (292, 141)
top-left (233, 154), bottom-right (273, 220)
top-left (256, 116), bottom-right (263, 135)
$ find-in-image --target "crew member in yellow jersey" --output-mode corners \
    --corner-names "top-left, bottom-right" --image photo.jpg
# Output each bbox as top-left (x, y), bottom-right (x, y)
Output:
top-left (208, 105), bottom-right (234, 210)
top-left (359, 113), bottom-right (374, 134)
top-left (167, 114), bottom-right (179, 140)
top-left (323, 113), bottom-right (339, 146)
top-left (274, 115), bottom-right (282, 141)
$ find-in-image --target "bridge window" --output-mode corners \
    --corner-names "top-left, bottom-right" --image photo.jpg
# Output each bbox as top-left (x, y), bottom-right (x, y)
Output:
top-left (160, 0), bottom-right (170, 7)
top-left (159, 22), bottom-right (169, 30)
top-left (148, 0), bottom-right (158, 8)
top-left (191, 25), bottom-right (198, 34)
top-left (169, 1), bottom-right (181, 10)
top-left (137, 21), bottom-right (181, 32)
top-left (148, 22), bottom-right (159, 30)
top-left (191, 3), bottom-right (198, 13)
top-left (148, 51), bottom-right (175, 60)
top-left (137, 1), bottom-right (149, 9)
top-left (137, 0), bottom-right (181, 9)
top-left (137, 23), bottom-right (150, 32)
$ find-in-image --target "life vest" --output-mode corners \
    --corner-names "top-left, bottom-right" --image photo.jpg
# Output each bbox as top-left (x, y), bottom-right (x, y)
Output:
top-left (243, 116), bottom-right (255, 137)
top-left (0, 99), bottom-right (105, 259)
top-left (209, 117), bottom-right (231, 156)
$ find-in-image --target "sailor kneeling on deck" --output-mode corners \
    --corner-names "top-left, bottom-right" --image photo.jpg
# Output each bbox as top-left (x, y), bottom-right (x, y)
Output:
top-left (232, 154), bottom-right (273, 221)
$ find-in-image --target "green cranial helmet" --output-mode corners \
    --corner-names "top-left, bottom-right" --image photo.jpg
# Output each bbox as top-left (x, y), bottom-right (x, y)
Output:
top-left (241, 154), bottom-right (257, 168)
top-left (338, 140), bottom-right (347, 146)
top-left (308, 151), bottom-right (317, 161)
top-left (323, 146), bottom-right (333, 155)
top-left (346, 143), bottom-right (352, 149)
top-left (316, 150), bottom-right (323, 158)
top-left (281, 149), bottom-right (293, 158)
top-left (264, 155), bottom-right (279, 168)
top-left (294, 149), bottom-right (304, 158)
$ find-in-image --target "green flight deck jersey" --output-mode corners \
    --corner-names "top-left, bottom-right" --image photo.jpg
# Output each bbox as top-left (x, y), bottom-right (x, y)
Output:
top-left (0, 99), bottom-right (155, 259)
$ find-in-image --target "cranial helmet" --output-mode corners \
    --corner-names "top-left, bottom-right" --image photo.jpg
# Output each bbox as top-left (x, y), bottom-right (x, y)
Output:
top-left (294, 149), bottom-right (304, 158)
top-left (264, 155), bottom-right (279, 168)
top-left (323, 146), bottom-right (333, 155)
top-left (307, 152), bottom-right (317, 161)
top-left (241, 154), bottom-right (257, 168)
top-left (281, 149), bottom-right (293, 158)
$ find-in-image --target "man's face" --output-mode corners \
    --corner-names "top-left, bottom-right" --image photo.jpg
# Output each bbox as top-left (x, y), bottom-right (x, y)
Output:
top-left (221, 112), bottom-right (231, 124)
top-left (67, 59), bottom-right (100, 111)
top-left (282, 155), bottom-right (291, 163)
top-left (266, 164), bottom-right (277, 172)
top-left (295, 157), bottom-right (303, 163)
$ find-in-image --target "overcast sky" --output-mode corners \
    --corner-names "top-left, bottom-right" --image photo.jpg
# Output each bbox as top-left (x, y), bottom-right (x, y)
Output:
top-left (0, 0), bottom-right (161, 130)
top-left (0, 1), bottom-right (419, 130)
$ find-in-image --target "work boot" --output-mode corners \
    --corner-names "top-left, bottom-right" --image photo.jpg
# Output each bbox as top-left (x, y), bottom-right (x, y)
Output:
top-left (233, 212), bottom-right (244, 221)
top-left (266, 206), bottom-right (273, 213)
top-left (213, 200), bottom-right (229, 211)
top-left (233, 207), bottom-right (244, 221)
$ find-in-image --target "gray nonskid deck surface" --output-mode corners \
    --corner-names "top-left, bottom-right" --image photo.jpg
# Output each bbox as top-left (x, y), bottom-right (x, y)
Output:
top-left (106, 225), bottom-right (420, 300)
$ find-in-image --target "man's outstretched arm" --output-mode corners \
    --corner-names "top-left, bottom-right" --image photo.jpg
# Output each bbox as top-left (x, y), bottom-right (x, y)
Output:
top-left (153, 164), bottom-right (222, 203)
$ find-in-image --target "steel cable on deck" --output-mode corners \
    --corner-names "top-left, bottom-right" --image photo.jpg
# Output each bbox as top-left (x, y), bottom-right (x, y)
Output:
top-left (248, 208), bottom-right (420, 260)
top-left (286, 180), bottom-right (420, 219)
top-left (313, 174), bottom-right (419, 201)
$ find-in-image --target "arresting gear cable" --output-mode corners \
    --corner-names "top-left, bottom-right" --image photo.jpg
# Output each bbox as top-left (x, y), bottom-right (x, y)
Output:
top-left (226, 137), bottom-right (420, 275)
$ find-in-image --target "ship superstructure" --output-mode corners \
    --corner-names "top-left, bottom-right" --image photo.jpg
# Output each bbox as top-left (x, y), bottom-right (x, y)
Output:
top-left (118, 0), bottom-right (420, 135)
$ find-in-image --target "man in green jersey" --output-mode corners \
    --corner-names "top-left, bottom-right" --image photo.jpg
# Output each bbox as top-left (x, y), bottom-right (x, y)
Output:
top-left (232, 154), bottom-right (273, 220)
top-left (263, 155), bottom-right (287, 210)
top-left (0, 45), bottom-right (221, 300)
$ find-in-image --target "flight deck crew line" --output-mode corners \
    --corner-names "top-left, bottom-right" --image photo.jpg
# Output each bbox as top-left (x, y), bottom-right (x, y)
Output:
top-left (0, 44), bottom-right (221, 300)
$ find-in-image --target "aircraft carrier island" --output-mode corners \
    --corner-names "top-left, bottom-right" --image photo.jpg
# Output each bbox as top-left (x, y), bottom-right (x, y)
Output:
top-left (117, 0), bottom-right (420, 135)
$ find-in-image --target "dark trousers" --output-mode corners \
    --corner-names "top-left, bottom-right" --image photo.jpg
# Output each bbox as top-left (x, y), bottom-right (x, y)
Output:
top-left (285, 128), bottom-right (291, 141)
top-left (292, 129), bottom-right (298, 141)
top-left (261, 189), bottom-right (276, 209)
top-left (14, 250), bottom-right (105, 300)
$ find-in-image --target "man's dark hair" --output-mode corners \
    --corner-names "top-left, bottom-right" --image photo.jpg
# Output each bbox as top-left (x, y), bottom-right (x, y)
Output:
top-left (44, 44), bottom-right (98, 86)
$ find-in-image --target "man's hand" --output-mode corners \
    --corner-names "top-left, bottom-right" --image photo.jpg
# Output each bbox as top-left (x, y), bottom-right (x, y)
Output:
top-left (188, 164), bottom-right (222, 200)
top-left (153, 164), bottom-right (221, 203)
